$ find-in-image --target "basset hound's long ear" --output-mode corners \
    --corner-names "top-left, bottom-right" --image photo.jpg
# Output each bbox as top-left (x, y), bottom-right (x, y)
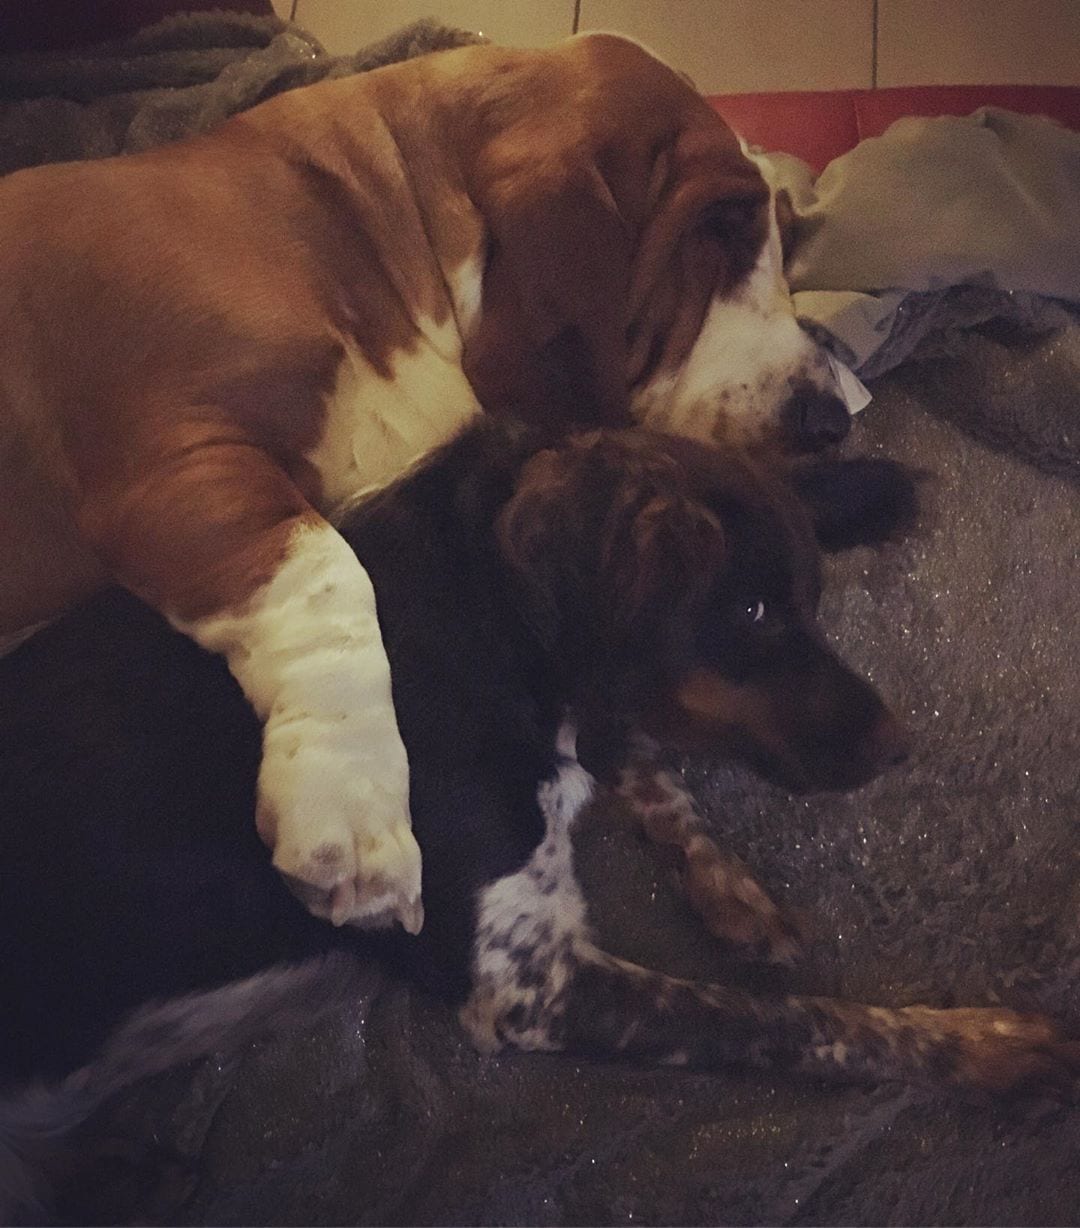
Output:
top-left (494, 434), bottom-right (726, 650)
top-left (774, 186), bottom-right (799, 267)
top-left (625, 134), bottom-right (771, 390)
top-left (793, 457), bottom-right (921, 550)
top-left (463, 153), bottom-right (635, 429)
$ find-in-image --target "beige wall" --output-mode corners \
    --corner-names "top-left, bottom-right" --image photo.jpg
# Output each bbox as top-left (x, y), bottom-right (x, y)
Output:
top-left (286, 0), bottom-right (1080, 92)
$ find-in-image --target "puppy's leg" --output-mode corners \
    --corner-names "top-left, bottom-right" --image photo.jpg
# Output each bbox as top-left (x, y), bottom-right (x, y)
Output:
top-left (469, 937), bottom-right (1080, 1095)
top-left (80, 435), bottom-right (421, 932)
top-left (463, 729), bottom-right (1078, 1095)
top-left (616, 754), bottom-right (802, 964)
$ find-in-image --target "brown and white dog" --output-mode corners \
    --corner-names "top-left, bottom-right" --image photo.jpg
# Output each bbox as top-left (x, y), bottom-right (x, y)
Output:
top-left (0, 33), bottom-right (850, 932)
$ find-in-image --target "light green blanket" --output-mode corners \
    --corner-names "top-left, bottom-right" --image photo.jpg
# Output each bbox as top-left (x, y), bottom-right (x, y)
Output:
top-left (770, 107), bottom-right (1080, 376)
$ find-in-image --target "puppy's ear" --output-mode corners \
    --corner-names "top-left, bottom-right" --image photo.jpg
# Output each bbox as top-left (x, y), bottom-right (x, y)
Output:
top-left (603, 490), bottom-right (726, 638)
top-left (493, 447), bottom-right (577, 648)
top-left (495, 437), bottom-right (726, 649)
top-left (793, 457), bottom-right (921, 550)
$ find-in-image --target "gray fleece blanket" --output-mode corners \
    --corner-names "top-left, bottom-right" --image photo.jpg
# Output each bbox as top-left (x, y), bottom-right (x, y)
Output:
top-left (88, 322), bottom-right (1080, 1226)
top-left (86, 292), bottom-right (1080, 1228)
top-left (0, 12), bottom-right (480, 172)
top-left (6, 15), bottom-right (1080, 1225)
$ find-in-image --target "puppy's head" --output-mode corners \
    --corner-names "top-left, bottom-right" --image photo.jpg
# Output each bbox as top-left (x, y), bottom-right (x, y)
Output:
top-left (496, 430), bottom-right (914, 792)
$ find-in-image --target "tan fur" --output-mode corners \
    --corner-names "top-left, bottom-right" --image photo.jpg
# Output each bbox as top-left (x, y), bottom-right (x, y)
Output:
top-left (0, 34), bottom-right (777, 636)
top-left (0, 34), bottom-right (825, 924)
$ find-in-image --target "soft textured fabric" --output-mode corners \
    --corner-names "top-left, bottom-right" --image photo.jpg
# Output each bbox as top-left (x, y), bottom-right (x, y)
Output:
top-left (771, 109), bottom-right (1080, 375)
top-left (0, 12), bottom-right (481, 175)
top-left (79, 318), bottom-right (1080, 1226)
top-left (710, 85), bottom-right (1080, 176)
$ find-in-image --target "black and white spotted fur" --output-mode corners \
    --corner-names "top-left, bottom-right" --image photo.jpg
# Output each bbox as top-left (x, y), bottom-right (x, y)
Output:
top-left (2, 421), bottom-right (1076, 1221)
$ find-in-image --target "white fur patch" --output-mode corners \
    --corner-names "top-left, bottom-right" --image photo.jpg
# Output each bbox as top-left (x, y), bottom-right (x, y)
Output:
top-left (446, 250), bottom-right (484, 343)
top-left (176, 521), bottom-right (422, 932)
top-left (310, 310), bottom-right (483, 519)
top-left (461, 722), bottom-right (595, 1052)
top-left (632, 173), bottom-right (837, 442)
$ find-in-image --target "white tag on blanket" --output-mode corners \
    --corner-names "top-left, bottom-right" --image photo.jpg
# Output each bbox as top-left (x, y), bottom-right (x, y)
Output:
top-left (826, 351), bottom-right (873, 415)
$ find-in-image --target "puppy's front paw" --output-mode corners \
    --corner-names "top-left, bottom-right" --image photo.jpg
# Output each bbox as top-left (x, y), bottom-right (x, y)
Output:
top-left (618, 761), bottom-right (803, 966)
top-left (683, 837), bottom-right (804, 966)
top-left (255, 732), bottom-right (423, 933)
top-left (900, 1006), bottom-right (1080, 1096)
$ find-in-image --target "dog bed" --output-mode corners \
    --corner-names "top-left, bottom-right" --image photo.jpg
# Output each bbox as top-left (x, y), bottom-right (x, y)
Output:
top-left (3, 15), bottom-right (1079, 1225)
top-left (82, 312), bottom-right (1080, 1228)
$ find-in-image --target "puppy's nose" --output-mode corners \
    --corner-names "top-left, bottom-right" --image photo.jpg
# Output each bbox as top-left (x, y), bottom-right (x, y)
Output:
top-left (787, 389), bottom-right (851, 451)
top-left (865, 710), bottom-right (911, 770)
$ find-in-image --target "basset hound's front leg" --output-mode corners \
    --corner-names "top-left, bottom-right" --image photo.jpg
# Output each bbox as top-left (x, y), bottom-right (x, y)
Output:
top-left (80, 424), bottom-right (422, 933)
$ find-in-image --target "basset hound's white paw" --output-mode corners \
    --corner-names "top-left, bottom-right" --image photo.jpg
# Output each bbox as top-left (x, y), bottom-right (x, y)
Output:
top-left (180, 524), bottom-right (425, 935)
top-left (257, 718), bottom-right (423, 933)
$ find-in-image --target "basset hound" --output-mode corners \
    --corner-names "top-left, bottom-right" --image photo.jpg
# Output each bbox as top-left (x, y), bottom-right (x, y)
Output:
top-left (0, 32), bottom-right (852, 933)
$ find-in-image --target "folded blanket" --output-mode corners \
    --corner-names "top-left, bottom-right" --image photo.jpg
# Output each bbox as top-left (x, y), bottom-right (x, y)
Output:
top-left (770, 108), bottom-right (1080, 376)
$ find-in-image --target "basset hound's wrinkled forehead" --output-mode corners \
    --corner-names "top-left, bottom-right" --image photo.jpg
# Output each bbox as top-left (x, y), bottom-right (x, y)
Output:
top-left (432, 32), bottom-right (851, 454)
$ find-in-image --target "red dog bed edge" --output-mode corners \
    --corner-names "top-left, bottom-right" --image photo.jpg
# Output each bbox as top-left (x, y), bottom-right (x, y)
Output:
top-left (708, 85), bottom-right (1080, 173)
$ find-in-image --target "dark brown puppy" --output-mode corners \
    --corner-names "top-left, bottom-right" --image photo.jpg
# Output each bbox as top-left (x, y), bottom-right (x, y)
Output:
top-left (3, 423), bottom-right (1073, 1222)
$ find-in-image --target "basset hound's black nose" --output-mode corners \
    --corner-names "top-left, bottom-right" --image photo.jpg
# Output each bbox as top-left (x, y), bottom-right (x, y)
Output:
top-left (785, 387), bottom-right (851, 451)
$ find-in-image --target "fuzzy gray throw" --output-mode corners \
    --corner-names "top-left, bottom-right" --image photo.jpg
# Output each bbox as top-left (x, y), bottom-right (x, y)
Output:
top-left (0, 11), bottom-right (481, 174)
top-left (78, 317), bottom-right (1080, 1226)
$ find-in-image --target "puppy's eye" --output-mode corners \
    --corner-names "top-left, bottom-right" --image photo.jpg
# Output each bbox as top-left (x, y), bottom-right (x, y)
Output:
top-left (738, 599), bottom-right (784, 637)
